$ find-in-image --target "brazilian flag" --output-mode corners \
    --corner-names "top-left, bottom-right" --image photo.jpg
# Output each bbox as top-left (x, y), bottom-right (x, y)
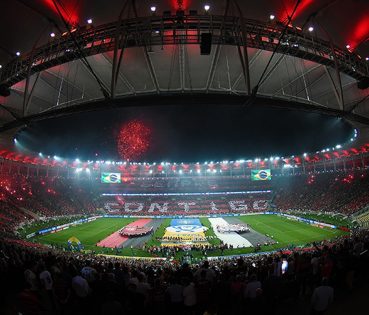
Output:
top-left (251, 169), bottom-right (271, 181)
top-left (101, 172), bottom-right (121, 184)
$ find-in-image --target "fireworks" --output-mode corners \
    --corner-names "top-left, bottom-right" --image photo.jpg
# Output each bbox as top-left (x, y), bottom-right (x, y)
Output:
top-left (117, 120), bottom-right (151, 160)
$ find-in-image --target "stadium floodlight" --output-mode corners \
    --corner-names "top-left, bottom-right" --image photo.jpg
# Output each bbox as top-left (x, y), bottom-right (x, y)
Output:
top-left (16, 51), bottom-right (20, 56)
top-left (87, 18), bottom-right (93, 24)
top-left (204, 4), bottom-right (210, 11)
top-left (150, 6), bottom-right (156, 12)
top-left (269, 14), bottom-right (275, 20)
top-left (308, 26), bottom-right (314, 32)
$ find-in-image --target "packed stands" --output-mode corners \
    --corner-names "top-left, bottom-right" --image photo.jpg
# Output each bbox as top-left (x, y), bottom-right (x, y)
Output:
top-left (1, 171), bottom-right (369, 232)
top-left (273, 172), bottom-right (369, 215)
top-left (1, 228), bottom-right (369, 314)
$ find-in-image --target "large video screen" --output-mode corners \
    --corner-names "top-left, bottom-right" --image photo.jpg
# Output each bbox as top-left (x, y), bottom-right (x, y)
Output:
top-left (251, 169), bottom-right (271, 181)
top-left (101, 172), bottom-right (121, 184)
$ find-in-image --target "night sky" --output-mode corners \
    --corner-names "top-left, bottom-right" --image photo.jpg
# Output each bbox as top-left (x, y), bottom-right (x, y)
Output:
top-left (17, 102), bottom-right (353, 162)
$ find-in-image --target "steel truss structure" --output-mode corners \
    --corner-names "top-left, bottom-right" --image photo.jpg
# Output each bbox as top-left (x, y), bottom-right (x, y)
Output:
top-left (1, 14), bottom-right (368, 91)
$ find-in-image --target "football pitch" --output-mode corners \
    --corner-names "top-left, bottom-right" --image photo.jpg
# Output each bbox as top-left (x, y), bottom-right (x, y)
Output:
top-left (34, 214), bottom-right (346, 257)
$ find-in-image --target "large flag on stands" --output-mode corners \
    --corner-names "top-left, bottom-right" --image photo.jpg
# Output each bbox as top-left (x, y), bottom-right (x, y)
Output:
top-left (101, 172), bottom-right (121, 184)
top-left (251, 169), bottom-right (272, 181)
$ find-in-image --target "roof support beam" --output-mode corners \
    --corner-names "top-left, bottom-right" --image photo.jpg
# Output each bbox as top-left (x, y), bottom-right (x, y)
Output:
top-left (111, 0), bottom-right (131, 98)
top-left (272, 64), bottom-right (322, 96)
top-left (179, 43), bottom-right (185, 91)
top-left (257, 54), bottom-right (285, 90)
top-left (231, 49), bottom-right (262, 91)
top-left (324, 66), bottom-right (344, 110)
top-left (205, 0), bottom-right (231, 92)
top-left (101, 53), bottom-right (135, 94)
top-left (315, 19), bottom-right (344, 111)
top-left (51, 0), bottom-right (110, 99)
top-left (232, 0), bottom-right (251, 95)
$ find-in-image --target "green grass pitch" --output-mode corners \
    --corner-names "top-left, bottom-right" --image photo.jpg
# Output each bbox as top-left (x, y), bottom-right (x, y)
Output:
top-left (34, 218), bottom-right (135, 250)
top-left (238, 214), bottom-right (345, 248)
top-left (33, 215), bottom-right (347, 257)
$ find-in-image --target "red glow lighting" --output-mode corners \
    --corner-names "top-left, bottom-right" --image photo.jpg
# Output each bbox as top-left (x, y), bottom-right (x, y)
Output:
top-left (280, 0), bottom-right (314, 22)
top-left (43, 0), bottom-right (80, 26)
top-left (348, 15), bottom-right (369, 50)
top-left (170, 0), bottom-right (191, 10)
top-left (117, 120), bottom-right (151, 161)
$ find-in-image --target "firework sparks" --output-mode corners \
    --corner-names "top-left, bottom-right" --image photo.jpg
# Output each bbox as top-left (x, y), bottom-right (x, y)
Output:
top-left (117, 120), bottom-right (151, 160)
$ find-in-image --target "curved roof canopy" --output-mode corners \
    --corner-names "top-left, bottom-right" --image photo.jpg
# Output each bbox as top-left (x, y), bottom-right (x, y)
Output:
top-left (0, 0), bottom-right (368, 146)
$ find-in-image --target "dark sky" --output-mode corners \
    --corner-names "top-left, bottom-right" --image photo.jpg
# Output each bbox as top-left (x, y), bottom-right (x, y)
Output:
top-left (17, 103), bottom-right (353, 162)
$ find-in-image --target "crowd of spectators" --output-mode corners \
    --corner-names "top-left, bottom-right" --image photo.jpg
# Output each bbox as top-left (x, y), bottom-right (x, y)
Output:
top-left (273, 172), bottom-right (369, 215)
top-left (1, 229), bottom-right (369, 315)
top-left (0, 171), bottom-right (369, 313)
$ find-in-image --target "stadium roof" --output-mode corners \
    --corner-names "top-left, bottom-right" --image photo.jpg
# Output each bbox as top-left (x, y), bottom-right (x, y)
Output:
top-left (0, 0), bottom-right (369, 150)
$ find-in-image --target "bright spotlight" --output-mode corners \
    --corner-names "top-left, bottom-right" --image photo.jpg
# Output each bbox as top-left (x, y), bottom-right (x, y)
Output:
top-left (87, 18), bottom-right (93, 24)
top-left (39, 152), bottom-right (42, 157)
top-left (269, 14), bottom-right (275, 20)
top-left (0, 65), bottom-right (2, 69)
top-left (50, 32), bottom-right (55, 38)
top-left (204, 4), bottom-right (210, 11)
top-left (14, 138), bottom-right (17, 144)
top-left (346, 44), bottom-right (350, 49)
top-left (75, 158), bottom-right (80, 163)
top-left (335, 144), bottom-right (342, 149)
top-left (16, 51), bottom-right (20, 56)
top-left (150, 6), bottom-right (156, 12)
top-left (308, 26), bottom-right (314, 32)
top-left (366, 57), bottom-right (369, 61)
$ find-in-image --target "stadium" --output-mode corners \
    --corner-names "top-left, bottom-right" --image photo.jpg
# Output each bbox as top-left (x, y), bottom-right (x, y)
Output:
top-left (0, 0), bottom-right (369, 314)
